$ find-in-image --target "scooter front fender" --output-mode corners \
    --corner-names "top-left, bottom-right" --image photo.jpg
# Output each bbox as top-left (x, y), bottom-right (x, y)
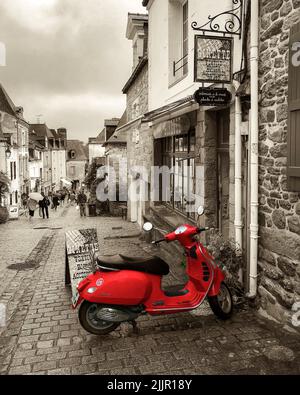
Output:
top-left (208, 267), bottom-right (226, 297)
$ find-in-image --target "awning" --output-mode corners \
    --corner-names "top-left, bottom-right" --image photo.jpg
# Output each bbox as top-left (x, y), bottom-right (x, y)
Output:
top-left (61, 178), bottom-right (73, 187)
top-left (143, 95), bottom-right (197, 123)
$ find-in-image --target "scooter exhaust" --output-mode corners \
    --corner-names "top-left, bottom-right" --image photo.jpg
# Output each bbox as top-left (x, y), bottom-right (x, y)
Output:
top-left (97, 306), bottom-right (143, 323)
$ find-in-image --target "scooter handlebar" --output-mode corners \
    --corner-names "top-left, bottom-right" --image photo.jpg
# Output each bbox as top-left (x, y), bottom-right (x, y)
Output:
top-left (197, 227), bottom-right (210, 233)
top-left (152, 239), bottom-right (166, 245)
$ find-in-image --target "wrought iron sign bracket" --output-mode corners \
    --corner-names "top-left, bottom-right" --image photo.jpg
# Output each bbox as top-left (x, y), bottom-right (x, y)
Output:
top-left (191, 0), bottom-right (243, 39)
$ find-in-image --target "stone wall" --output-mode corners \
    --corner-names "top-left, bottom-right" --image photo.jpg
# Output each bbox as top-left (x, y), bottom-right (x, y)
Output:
top-left (258, 0), bottom-right (300, 326)
top-left (127, 63), bottom-right (148, 122)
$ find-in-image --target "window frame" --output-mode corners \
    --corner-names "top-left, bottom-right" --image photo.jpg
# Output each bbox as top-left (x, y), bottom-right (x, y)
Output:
top-left (161, 128), bottom-right (196, 220)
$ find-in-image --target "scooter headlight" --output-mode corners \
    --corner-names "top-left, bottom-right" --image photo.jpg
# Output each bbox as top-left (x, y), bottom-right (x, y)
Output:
top-left (87, 287), bottom-right (97, 294)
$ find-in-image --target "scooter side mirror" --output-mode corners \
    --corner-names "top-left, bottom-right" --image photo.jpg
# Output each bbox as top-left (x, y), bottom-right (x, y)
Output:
top-left (143, 222), bottom-right (153, 232)
top-left (197, 206), bottom-right (205, 216)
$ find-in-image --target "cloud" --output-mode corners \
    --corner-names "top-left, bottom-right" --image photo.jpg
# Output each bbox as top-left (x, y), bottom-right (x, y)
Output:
top-left (0, 0), bottom-right (146, 141)
top-left (1, 0), bottom-right (59, 34)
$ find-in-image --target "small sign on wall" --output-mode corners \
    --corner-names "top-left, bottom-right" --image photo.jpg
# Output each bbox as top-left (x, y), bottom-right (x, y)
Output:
top-left (194, 35), bottom-right (233, 84)
top-left (9, 205), bottom-right (19, 220)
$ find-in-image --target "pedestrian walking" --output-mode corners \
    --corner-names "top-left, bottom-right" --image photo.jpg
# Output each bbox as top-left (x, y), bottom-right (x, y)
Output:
top-left (52, 194), bottom-right (60, 211)
top-left (27, 198), bottom-right (37, 221)
top-left (39, 192), bottom-right (50, 219)
top-left (77, 189), bottom-right (87, 217)
top-left (69, 191), bottom-right (76, 206)
top-left (60, 190), bottom-right (66, 206)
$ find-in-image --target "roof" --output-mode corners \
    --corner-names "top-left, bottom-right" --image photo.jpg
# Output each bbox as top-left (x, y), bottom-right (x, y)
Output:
top-left (0, 84), bottom-right (28, 123)
top-left (117, 111), bottom-right (127, 129)
top-left (50, 129), bottom-right (60, 139)
top-left (122, 56), bottom-right (148, 94)
top-left (67, 140), bottom-right (89, 161)
top-left (30, 124), bottom-right (54, 139)
top-left (143, 95), bottom-right (196, 122)
top-left (104, 128), bottom-right (127, 146)
top-left (104, 118), bottom-right (120, 127)
top-left (0, 87), bottom-right (28, 125)
top-left (0, 84), bottom-right (16, 116)
top-left (29, 140), bottom-right (45, 150)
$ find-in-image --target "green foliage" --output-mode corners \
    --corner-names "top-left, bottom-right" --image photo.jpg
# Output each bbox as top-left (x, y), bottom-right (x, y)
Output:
top-left (207, 229), bottom-right (245, 300)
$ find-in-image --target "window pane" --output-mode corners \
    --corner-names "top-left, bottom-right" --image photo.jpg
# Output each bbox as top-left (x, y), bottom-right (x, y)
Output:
top-left (190, 131), bottom-right (195, 152)
top-left (183, 135), bottom-right (188, 152)
top-left (174, 159), bottom-right (183, 211)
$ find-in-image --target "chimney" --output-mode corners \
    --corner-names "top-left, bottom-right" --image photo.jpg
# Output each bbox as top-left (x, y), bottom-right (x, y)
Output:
top-left (126, 14), bottom-right (148, 70)
top-left (16, 106), bottom-right (24, 118)
top-left (57, 128), bottom-right (67, 140)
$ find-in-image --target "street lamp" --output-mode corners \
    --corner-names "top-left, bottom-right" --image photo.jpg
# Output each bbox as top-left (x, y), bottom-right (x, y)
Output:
top-left (5, 145), bottom-right (11, 159)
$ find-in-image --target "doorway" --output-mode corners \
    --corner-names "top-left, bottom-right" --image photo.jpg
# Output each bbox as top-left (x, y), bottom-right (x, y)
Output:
top-left (217, 109), bottom-right (230, 240)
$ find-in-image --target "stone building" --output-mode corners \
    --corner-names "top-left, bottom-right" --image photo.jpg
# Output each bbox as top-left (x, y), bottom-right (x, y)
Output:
top-left (29, 124), bottom-right (55, 195)
top-left (49, 128), bottom-right (67, 191)
top-left (66, 140), bottom-right (89, 191)
top-left (0, 84), bottom-right (29, 217)
top-left (118, 13), bottom-right (149, 224)
top-left (136, 0), bottom-right (300, 328)
top-left (257, 0), bottom-right (300, 327)
top-left (140, 0), bottom-right (244, 242)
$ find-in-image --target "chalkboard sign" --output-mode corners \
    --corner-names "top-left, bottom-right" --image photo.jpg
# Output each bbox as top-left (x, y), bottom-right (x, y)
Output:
top-left (193, 88), bottom-right (232, 107)
top-left (65, 229), bottom-right (99, 307)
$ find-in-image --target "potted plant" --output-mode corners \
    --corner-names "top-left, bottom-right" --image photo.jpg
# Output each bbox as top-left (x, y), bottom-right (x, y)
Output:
top-left (0, 171), bottom-right (10, 224)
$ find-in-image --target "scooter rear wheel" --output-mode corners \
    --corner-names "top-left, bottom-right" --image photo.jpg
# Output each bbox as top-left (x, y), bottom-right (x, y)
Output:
top-left (208, 282), bottom-right (233, 320)
top-left (79, 301), bottom-right (120, 335)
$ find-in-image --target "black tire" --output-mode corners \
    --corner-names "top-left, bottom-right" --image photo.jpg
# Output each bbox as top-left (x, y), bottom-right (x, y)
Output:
top-left (208, 282), bottom-right (233, 320)
top-left (79, 301), bottom-right (119, 335)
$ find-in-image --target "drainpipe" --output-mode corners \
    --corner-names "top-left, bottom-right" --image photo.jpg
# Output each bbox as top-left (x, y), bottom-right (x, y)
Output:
top-left (233, 81), bottom-right (243, 281)
top-left (248, 0), bottom-right (259, 298)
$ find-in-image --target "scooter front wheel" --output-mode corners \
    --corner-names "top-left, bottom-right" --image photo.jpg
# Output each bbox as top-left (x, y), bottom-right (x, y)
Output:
top-left (208, 282), bottom-right (233, 320)
top-left (79, 301), bottom-right (120, 335)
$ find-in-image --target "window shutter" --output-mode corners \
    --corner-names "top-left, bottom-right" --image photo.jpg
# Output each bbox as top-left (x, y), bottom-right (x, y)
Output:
top-left (288, 22), bottom-right (300, 191)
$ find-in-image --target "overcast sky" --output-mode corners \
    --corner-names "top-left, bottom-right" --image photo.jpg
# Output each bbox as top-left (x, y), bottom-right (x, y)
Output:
top-left (0, 0), bottom-right (146, 141)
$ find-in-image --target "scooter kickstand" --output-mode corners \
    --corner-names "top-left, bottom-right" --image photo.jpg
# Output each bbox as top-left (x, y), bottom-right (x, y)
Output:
top-left (130, 320), bottom-right (139, 335)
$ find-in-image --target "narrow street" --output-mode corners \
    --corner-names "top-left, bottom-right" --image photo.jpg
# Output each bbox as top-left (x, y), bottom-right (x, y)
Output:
top-left (0, 205), bottom-right (299, 375)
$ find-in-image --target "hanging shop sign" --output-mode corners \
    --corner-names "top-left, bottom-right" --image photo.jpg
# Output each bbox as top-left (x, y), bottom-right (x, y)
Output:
top-left (193, 87), bottom-right (232, 107)
top-left (65, 228), bottom-right (99, 307)
top-left (194, 35), bottom-right (233, 84)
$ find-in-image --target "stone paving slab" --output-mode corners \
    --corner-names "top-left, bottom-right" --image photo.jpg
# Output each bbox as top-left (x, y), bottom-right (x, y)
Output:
top-left (0, 206), bottom-right (299, 375)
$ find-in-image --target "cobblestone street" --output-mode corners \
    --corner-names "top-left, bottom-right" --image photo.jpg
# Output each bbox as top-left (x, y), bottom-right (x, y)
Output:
top-left (0, 205), bottom-right (299, 375)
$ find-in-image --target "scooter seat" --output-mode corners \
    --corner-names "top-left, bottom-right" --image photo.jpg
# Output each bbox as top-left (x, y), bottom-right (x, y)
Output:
top-left (97, 254), bottom-right (170, 276)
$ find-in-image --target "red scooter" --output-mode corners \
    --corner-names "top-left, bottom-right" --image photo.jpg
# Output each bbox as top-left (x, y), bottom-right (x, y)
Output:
top-left (75, 207), bottom-right (233, 335)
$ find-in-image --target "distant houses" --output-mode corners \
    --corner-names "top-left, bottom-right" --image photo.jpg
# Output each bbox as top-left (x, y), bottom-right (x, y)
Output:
top-left (0, 83), bottom-right (87, 219)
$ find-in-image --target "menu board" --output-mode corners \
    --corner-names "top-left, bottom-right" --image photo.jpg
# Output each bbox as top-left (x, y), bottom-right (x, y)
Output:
top-left (194, 35), bottom-right (232, 84)
top-left (65, 229), bottom-right (99, 307)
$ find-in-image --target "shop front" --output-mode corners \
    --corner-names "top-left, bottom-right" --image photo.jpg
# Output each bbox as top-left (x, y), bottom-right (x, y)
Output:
top-left (153, 111), bottom-right (197, 222)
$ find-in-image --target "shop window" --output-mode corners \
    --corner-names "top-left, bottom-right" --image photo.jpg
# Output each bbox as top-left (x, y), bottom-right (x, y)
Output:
top-left (161, 128), bottom-right (196, 220)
